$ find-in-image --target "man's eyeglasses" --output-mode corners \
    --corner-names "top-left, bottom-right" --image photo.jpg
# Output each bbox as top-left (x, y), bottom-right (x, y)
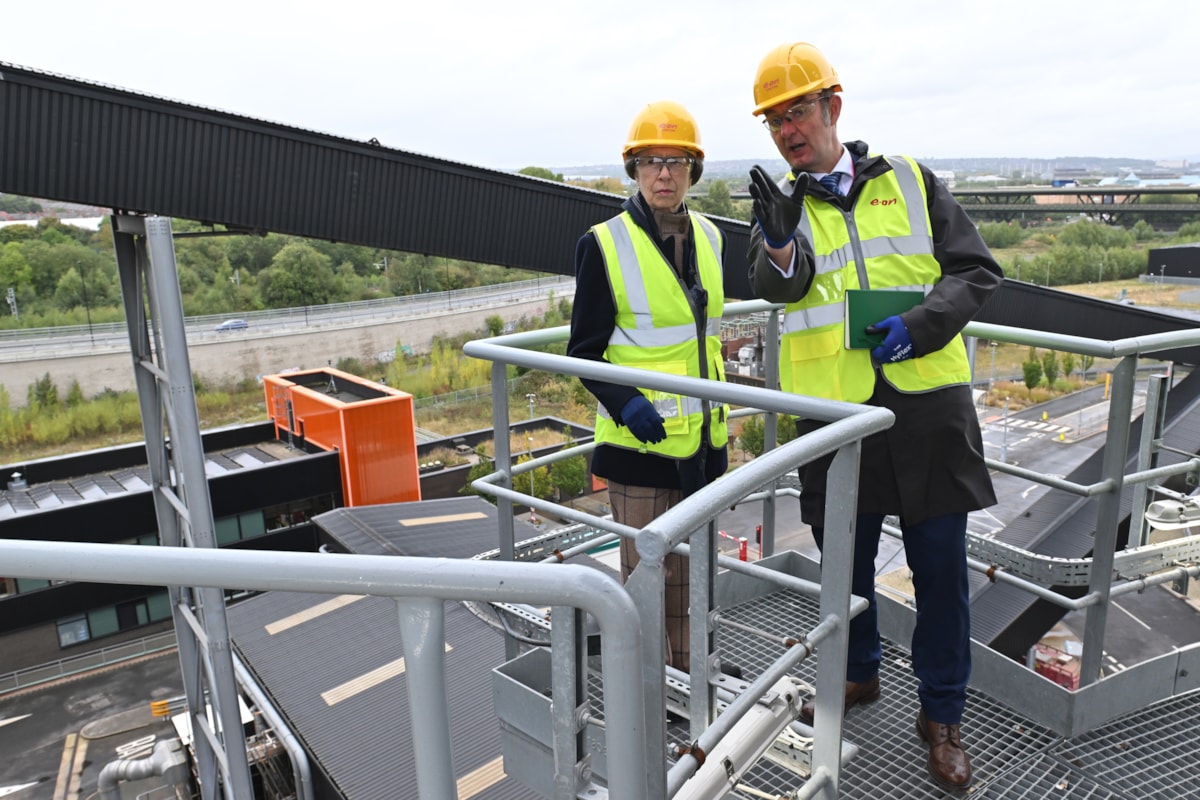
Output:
top-left (634, 155), bottom-right (694, 176)
top-left (762, 96), bottom-right (825, 133)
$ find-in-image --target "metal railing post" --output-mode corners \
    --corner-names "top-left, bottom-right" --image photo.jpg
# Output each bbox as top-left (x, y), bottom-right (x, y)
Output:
top-left (1130, 372), bottom-right (1171, 548)
top-left (395, 597), bottom-right (456, 799)
top-left (1079, 355), bottom-right (1137, 686)
top-left (809, 443), bottom-right (861, 800)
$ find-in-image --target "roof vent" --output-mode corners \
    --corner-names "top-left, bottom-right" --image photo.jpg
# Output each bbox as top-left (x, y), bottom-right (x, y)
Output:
top-left (8, 471), bottom-right (28, 490)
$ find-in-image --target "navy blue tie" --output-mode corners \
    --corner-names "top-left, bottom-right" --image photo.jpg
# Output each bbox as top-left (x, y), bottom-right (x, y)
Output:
top-left (818, 172), bottom-right (843, 196)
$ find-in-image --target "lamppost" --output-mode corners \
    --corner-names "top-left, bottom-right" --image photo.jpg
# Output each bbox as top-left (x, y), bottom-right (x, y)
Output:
top-left (1001, 396), bottom-right (1010, 464)
top-left (525, 393), bottom-right (537, 523)
top-left (989, 341), bottom-right (998, 401)
top-left (77, 261), bottom-right (95, 346)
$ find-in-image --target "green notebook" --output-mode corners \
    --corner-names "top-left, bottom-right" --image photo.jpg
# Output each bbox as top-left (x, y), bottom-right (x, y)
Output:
top-left (844, 289), bottom-right (925, 349)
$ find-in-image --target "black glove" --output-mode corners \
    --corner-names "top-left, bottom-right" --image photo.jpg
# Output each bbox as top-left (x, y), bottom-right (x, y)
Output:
top-left (620, 395), bottom-right (667, 444)
top-left (749, 165), bottom-right (809, 249)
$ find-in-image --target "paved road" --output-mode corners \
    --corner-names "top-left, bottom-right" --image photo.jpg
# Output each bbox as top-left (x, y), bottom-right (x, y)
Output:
top-left (0, 652), bottom-right (183, 800)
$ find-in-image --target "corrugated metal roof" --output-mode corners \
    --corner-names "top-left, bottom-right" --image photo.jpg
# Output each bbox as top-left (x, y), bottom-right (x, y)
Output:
top-left (0, 441), bottom-right (305, 521)
top-left (229, 495), bottom-right (549, 799)
top-left (314, 496), bottom-right (544, 559)
top-left (229, 589), bottom-right (539, 800)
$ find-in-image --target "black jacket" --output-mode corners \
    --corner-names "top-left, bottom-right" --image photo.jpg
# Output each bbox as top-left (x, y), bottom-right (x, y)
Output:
top-left (567, 192), bottom-right (728, 491)
top-left (749, 141), bottom-right (1002, 526)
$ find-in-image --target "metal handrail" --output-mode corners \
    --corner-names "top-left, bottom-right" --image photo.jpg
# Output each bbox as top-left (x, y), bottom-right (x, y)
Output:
top-left (0, 541), bottom-right (652, 800)
top-left (464, 315), bottom-right (893, 799)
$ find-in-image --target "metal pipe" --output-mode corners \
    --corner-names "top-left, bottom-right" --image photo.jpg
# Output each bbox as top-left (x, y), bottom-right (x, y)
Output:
top-left (233, 654), bottom-right (313, 800)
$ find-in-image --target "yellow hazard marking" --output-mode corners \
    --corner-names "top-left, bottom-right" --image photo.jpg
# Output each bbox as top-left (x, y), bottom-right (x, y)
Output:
top-left (265, 594), bottom-right (366, 635)
top-left (399, 512), bottom-right (488, 526)
top-left (458, 756), bottom-right (508, 798)
top-left (54, 733), bottom-right (78, 798)
top-left (321, 643), bottom-right (452, 706)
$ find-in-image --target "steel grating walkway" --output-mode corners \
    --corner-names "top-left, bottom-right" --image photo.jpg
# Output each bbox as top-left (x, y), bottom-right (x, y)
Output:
top-left (586, 588), bottom-right (1200, 799)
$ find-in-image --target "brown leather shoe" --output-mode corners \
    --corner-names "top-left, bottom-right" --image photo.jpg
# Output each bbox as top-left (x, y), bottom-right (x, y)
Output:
top-left (798, 674), bottom-right (881, 725)
top-left (915, 710), bottom-right (972, 791)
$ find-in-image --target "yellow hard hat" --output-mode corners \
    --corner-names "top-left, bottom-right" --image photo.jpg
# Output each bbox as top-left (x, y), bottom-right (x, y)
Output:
top-left (751, 42), bottom-right (842, 116)
top-left (622, 100), bottom-right (704, 184)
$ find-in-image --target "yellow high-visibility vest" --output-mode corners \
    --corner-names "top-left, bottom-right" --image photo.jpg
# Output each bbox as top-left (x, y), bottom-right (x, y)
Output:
top-left (779, 155), bottom-right (972, 403)
top-left (592, 211), bottom-right (728, 457)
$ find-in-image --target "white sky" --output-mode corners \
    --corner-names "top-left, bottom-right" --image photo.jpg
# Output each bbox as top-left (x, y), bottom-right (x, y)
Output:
top-left (4, 0), bottom-right (1197, 171)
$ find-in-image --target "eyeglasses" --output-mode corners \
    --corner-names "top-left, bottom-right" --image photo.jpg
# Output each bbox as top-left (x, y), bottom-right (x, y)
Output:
top-left (634, 155), bottom-right (694, 176)
top-left (762, 96), bottom-right (825, 133)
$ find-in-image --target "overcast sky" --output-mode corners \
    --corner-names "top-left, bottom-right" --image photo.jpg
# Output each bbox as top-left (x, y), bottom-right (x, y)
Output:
top-left (5, 1), bottom-right (1197, 171)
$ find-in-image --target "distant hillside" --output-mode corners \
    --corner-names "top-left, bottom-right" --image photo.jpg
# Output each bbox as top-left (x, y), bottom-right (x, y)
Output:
top-left (550, 156), bottom-right (1168, 187)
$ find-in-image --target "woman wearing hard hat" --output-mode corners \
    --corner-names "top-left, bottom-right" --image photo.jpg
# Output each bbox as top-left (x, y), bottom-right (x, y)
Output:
top-left (567, 100), bottom-right (730, 674)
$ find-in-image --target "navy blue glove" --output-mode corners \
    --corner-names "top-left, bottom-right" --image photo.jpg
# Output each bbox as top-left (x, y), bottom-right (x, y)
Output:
top-left (620, 395), bottom-right (666, 444)
top-left (867, 315), bottom-right (916, 363)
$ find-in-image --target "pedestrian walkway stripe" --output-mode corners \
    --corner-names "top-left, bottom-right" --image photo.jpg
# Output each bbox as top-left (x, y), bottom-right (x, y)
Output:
top-left (995, 419), bottom-right (1070, 433)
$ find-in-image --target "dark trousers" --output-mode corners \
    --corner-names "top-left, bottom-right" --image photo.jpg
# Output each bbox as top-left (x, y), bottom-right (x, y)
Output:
top-left (812, 511), bottom-right (971, 724)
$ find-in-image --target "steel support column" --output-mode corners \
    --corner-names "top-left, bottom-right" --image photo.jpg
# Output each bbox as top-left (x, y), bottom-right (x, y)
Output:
top-left (111, 213), bottom-right (255, 799)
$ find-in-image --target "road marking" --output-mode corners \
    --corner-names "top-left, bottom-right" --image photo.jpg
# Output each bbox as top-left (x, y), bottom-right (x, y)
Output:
top-left (0, 714), bottom-right (30, 728)
top-left (68, 731), bottom-right (88, 797)
top-left (0, 784), bottom-right (39, 797)
top-left (1113, 600), bottom-right (1152, 631)
top-left (55, 733), bottom-right (78, 798)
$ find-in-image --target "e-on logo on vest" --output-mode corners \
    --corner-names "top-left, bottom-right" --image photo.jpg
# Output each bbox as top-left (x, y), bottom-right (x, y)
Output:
top-left (870, 197), bottom-right (899, 206)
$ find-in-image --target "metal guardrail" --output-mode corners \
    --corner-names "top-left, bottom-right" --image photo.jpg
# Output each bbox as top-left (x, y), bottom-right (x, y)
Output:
top-left (464, 306), bottom-right (895, 799)
top-left (7, 298), bottom-right (1200, 796)
top-left (0, 542), bottom-right (653, 800)
top-left (462, 300), bottom-right (1200, 789)
top-left (0, 629), bottom-right (178, 695)
top-left (0, 276), bottom-right (575, 360)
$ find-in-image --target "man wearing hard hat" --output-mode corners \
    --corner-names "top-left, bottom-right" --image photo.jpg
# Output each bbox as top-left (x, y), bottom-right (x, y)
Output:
top-left (568, 101), bottom-right (730, 673)
top-left (746, 42), bottom-right (1003, 791)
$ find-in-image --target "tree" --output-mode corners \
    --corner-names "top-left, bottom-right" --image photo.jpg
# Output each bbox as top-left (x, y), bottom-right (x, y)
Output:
top-left (1021, 347), bottom-right (1043, 397)
top-left (518, 166), bottom-right (564, 182)
top-left (0, 242), bottom-right (33, 297)
top-left (736, 413), bottom-right (797, 458)
top-left (551, 453), bottom-right (588, 499)
top-left (515, 454), bottom-right (553, 502)
top-left (692, 179), bottom-right (735, 219)
top-left (485, 315), bottom-right (504, 337)
top-left (1041, 350), bottom-right (1060, 385)
top-left (1061, 352), bottom-right (1076, 381)
top-left (460, 455), bottom-right (497, 504)
top-left (258, 241), bottom-right (337, 307)
top-left (569, 176), bottom-right (626, 195)
top-left (27, 372), bottom-right (59, 411)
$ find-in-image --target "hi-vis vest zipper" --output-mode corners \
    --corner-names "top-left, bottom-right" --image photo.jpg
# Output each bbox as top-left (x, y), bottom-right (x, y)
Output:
top-left (592, 212), bottom-right (729, 457)
top-left (778, 155), bottom-right (972, 404)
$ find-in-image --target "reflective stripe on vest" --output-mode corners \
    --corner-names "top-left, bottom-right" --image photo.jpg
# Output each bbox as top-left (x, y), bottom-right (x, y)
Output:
top-left (591, 211), bottom-right (729, 457)
top-left (778, 155), bottom-right (973, 403)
